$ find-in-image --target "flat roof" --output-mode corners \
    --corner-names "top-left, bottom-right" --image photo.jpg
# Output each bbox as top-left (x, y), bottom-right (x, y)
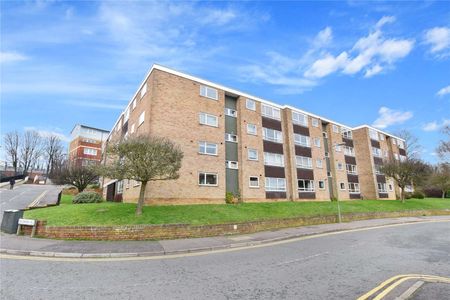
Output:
top-left (71, 124), bottom-right (110, 135)
top-left (107, 64), bottom-right (404, 141)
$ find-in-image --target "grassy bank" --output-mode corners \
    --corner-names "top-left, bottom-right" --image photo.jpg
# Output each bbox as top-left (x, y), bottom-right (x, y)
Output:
top-left (24, 195), bottom-right (450, 226)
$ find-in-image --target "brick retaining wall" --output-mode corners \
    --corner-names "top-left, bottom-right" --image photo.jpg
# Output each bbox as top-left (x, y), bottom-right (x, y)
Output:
top-left (20, 210), bottom-right (450, 241)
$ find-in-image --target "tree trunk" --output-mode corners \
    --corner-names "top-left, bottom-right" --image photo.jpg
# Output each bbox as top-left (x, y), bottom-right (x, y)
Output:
top-left (400, 188), bottom-right (405, 203)
top-left (135, 181), bottom-right (147, 216)
top-left (443, 190), bottom-right (445, 199)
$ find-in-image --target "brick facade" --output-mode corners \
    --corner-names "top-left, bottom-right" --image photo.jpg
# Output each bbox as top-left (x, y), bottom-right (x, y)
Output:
top-left (102, 65), bottom-right (408, 204)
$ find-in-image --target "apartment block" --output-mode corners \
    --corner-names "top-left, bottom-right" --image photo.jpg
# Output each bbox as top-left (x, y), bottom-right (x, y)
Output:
top-left (102, 64), bottom-right (407, 204)
top-left (69, 124), bottom-right (109, 167)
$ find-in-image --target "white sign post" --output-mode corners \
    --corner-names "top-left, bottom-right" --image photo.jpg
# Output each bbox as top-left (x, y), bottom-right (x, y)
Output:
top-left (17, 218), bottom-right (37, 237)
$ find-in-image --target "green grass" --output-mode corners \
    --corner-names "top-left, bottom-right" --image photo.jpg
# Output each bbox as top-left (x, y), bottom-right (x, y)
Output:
top-left (24, 195), bottom-right (450, 226)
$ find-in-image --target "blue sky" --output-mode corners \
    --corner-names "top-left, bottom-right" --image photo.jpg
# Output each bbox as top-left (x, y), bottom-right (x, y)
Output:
top-left (1, 1), bottom-right (449, 163)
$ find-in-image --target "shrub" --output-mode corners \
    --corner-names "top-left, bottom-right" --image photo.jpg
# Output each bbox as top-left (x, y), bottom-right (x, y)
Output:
top-left (73, 192), bottom-right (103, 204)
top-left (88, 183), bottom-right (100, 189)
top-left (411, 191), bottom-right (425, 199)
top-left (404, 192), bottom-right (412, 199)
top-left (225, 192), bottom-right (235, 204)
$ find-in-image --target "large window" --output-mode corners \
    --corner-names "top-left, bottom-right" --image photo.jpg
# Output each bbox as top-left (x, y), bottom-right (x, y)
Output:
top-left (199, 142), bottom-right (218, 155)
top-left (263, 128), bottom-right (283, 143)
top-left (296, 156), bottom-right (312, 169)
top-left (198, 172), bottom-right (218, 186)
top-left (348, 183), bottom-right (360, 193)
top-left (298, 179), bottom-right (314, 192)
top-left (199, 112), bottom-right (218, 127)
top-left (372, 147), bottom-right (382, 157)
top-left (294, 134), bottom-right (310, 147)
top-left (246, 99), bottom-right (256, 111)
top-left (344, 146), bottom-right (355, 156)
top-left (292, 111), bottom-right (308, 127)
top-left (138, 111), bottom-right (145, 126)
top-left (200, 85), bottom-right (218, 100)
top-left (248, 149), bottom-right (258, 161)
top-left (261, 104), bottom-right (281, 120)
top-left (265, 177), bottom-right (286, 191)
top-left (83, 148), bottom-right (97, 156)
top-left (341, 128), bottom-right (353, 139)
top-left (264, 152), bottom-right (284, 167)
top-left (346, 164), bottom-right (357, 175)
top-left (247, 124), bottom-right (257, 135)
top-left (369, 129), bottom-right (379, 141)
top-left (378, 183), bottom-right (387, 193)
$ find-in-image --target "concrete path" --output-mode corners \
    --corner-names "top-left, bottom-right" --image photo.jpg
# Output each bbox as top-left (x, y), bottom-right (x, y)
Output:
top-left (1, 215), bottom-right (449, 258)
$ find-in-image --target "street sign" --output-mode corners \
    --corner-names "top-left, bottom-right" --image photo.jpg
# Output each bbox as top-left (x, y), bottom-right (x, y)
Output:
top-left (18, 218), bottom-right (36, 226)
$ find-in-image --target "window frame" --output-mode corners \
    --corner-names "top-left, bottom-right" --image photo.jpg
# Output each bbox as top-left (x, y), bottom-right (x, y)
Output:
top-left (348, 183), bottom-right (360, 193)
top-left (265, 177), bottom-right (286, 192)
top-left (298, 179), bottom-right (315, 192)
top-left (200, 85), bottom-right (219, 100)
top-left (314, 138), bottom-right (321, 148)
top-left (292, 111), bottom-right (308, 127)
top-left (318, 180), bottom-right (325, 190)
top-left (199, 112), bottom-right (219, 127)
top-left (316, 159), bottom-right (323, 169)
top-left (226, 161), bottom-right (239, 169)
top-left (294, 133), bottom-right (311, 147)
top-left (248, 148), bottom-right (258, 161)
top-left (339, 182), bottom-right (346, 190)
top-left (311, 118), bottom-right (319, 127)
top-left (263, 127), bottom-right (283, 143)
top-left (249, 176), bottom-right (260, 188)
top-left (264, 152), bottom-right (285, 167)
top-left (247, 123), bottom-right (257, 135)
top-left (225, 133), bottom-right (238, 143)
top-left (198, 172), bottom-right (218, 186)
top-left (261, 104), bottom-right (281, 120)
top-left (246, 99), bottom-right (256, 111)
top-left (296, 155), bottom-right (313, 169)
top-left (198, 141), bottom-right (218, 156)
top-left (138, 111), bottom-right (145, 126)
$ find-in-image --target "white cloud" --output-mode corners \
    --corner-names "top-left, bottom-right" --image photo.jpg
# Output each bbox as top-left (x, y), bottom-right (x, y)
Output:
top-left (305, 16), bottom-right (414, 79)
top-left (437, 85), bottom-right (450, 97)
top-left (65, 100), bottom-right (124, 110)
top-left (372, 106), bottom-right (413, 129)
top-left (313, 27), bottom-right (333, 48)
top-left (424, 27), bottom-right (450, 54)
top-left (23, 127), bottom-right (71, 142)
top-left (422, 119), bottom-right (450, 131)
top-left (0, 51), bottom-right (28, 63)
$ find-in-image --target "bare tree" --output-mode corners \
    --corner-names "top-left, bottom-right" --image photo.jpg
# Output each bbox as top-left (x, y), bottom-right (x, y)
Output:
top-left (429, 163), bottom-right (450, 198)
top-left (20, 130), bottom-right (43, 175)
top-left (381, 158), bottom-right (429, 203)
top-left (55, 165), bottom-right (98, 192)
top-left (436, 125), bottom-right (450, 162)
top-left (99, 135), bottom-right (183, 215)
top-left (43, 135), bottom-right (64, 183)
top-left (3, 131), bottom-right (20, 173)
top-left (395, 130), bottom-right (422, 159)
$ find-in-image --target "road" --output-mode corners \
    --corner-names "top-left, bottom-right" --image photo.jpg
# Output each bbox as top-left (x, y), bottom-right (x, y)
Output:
top-left (0, 184), bottom-right (60, 223)
top-left (1, 220), bottom-right (449, 299)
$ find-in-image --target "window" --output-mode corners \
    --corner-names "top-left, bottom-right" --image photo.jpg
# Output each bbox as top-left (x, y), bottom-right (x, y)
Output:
top-left (339, 182), bottom-right (346, 190)
top-left (312, 118), bottom-right (319, 127)
top-left (298, 179), bottom-right (314, 192)
top-left (140, 83), bottom-right (147, 98)
top-left (388, 184), bottom-right (394, 191)
top-left (375, 164), bottom-right (383, 175)
top-left (247, 124), bottom-right (257, 135)
top-left (341, 128), bottom-right (353, 139)
top-left (130, 123), bottom-right (135, 134)
top-left (83, 148), bottom-right (97, 156)
top-left (398, 140), bottom-right (405, 149)
top-left (249, 176), bottom-right (259, 188)
top-left (116, 180), bottom-right (123, 194)
top-left (378, 183), bottom-right (387, 193)
top-left (226, 161), bottom-right (238, 169)
top-left (199, 142), bottom-right (218, 155)
top-left (261, 104), bottom-right (281, 120)
top-left (294, 134), bottom-right (310, 147)
top-left (248, 148), bottom-right (258, 161)
top-left (369, 129), bottom-right (379, 141)
top-left (265, 177), bottom-right (286, 191)
top-left (225, 108), bottom-right (237, 117)
top-left (132, 98), bottom-right (136, 110)
top-left (325, 152), bottom-right (329, 158)
top-left (344, 146), bottom-right (355, 156)
top-left (198, 172), bottom-right (218, 186)
top-left (380, 134), bottom-right (385, 141)
top-left (322, 132), bottom-right (328, 138)
top-left (225, 133), bottom-right (238, 143)
top-left (372, 147), bottom-right (382, 157)
top-left (138, 111), bottom-right (145, 126)
top-left (335, 143), bottom-right (342, 152)
top-left (246, 99), bottom-right (256, 111)
top-left (394, 153), bottom-right (399, 160)
top-left (327, 171), bottom-right (332, 177)
top-left (316, 159), bottom-right (323, 168)
top-left (392, 139), bottom-right (397, 145)
top-left (314, 138), bottom-right (321, 147)
top-left (333, 125), bottom-right (339, 133)
top-left (348, 183), bottom-right (360, 193)
top-left (318, 181), bottom-right (325, 189)
top-left (199, 112), bottom-right (218, 127)
top-left (124, 107), bottom-right (130, 122)
top-left (292, 111), bottom-right (308, 127)
top-left (296, 156), bottom-right (312, 169)
top-left (264, 152), bottom-right (284, 167)
top-left (263, 128), bottom-right (283, 143)
top-left (346, 164), bottom-right (357, 175)
top-left (200, 85), bottom-right (218, 100)
top-left (337, 162), bottom-right (344, 171)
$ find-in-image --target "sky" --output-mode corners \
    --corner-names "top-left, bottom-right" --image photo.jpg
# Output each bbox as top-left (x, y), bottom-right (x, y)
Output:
top-left (1, 1), bottom-right (449, 163)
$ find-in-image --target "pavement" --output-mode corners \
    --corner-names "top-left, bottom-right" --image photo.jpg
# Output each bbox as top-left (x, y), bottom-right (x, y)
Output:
top-left (1, 217), bottom-right (449, 299)
top-left (1, 215), bottom-right (449, 258)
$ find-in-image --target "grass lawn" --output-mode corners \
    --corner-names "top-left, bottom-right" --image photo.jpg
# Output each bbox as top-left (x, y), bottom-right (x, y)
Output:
top-left (24, 195), bottom-right (450, 226)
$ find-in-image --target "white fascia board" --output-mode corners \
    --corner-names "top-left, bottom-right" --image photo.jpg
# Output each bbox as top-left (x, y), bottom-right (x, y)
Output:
top-left (352, 124), bottom-right (405, 141)
top-left (283, 105), bottom-right (351, 129)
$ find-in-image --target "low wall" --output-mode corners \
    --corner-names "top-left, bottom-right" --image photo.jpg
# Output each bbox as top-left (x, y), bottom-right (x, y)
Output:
top-left (21, 210), bottom-right (450, 241)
